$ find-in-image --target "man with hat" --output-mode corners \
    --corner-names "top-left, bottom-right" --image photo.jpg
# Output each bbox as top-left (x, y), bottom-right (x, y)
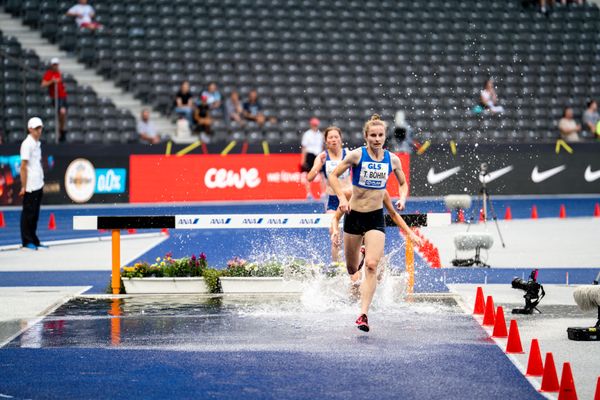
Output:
top-left (20, 117), bottom-right (47, 250)
top-left (41, 57), bottom-right (68, 142)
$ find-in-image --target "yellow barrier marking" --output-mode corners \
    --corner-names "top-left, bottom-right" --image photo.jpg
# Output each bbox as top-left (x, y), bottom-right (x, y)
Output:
top-left (176, 141), bottom-right (202, 156)
top-left (405, 231), bottom-right (415, 295)
top-left (450, 140), bottom-right (457, 156)
top-left (555, 139), bottom-right (573, 154)
top-left (416, 140), bottom-right (430, 155)
top-left (165, 141), bottom-right (172, 156)
top-left (220, 140), bottom-right (237, 156)
top-left (262, 140), bottom-right (270, 155)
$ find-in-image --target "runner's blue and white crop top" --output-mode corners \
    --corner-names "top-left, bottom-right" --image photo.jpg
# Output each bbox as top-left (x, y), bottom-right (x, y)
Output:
top-left (322, 148), bottom-right (350, 180)
top-left (351, 147), bottom-right (392, 190)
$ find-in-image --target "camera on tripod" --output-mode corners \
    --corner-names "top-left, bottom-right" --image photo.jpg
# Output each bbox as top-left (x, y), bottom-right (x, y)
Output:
top-left (511, 269), bottom-right (545, 314)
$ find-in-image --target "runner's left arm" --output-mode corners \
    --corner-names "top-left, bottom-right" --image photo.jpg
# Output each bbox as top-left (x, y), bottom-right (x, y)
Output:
top-left (390, 153), bottom-right (408, 210)
top-left (383, 191), bottom-right (423, 247)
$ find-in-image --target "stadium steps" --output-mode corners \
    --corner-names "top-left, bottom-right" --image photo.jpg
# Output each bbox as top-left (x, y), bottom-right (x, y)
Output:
top-left (0, 10), bottom-right (181, 141)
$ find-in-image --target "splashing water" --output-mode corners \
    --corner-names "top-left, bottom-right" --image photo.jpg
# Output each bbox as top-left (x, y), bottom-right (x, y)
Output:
top-left (235, 246), bottom-right (448, 318)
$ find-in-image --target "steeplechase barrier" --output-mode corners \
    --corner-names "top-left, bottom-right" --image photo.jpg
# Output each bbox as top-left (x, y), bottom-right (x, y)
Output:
top-left (73, 213), bottom-right (451, 294)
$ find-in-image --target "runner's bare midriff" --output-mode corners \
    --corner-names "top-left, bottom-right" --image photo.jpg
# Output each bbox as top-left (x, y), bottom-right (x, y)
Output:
top-left (349, 186), bottom-right (385, 212)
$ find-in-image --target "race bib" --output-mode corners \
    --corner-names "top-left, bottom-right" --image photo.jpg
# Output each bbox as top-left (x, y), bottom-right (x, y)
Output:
top-left (325, 160), bottom-right (349, 179)
top-left (357, 161), bottom-right (388, 189)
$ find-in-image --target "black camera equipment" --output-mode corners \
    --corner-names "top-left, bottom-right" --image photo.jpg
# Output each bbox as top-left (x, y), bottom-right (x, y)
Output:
top-left (511, 269), bottom-right (545, 314)
top-left (469, 163), bottom-right (506, 249)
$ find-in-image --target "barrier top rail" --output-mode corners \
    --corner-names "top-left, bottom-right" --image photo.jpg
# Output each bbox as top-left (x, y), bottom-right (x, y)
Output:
top-left (73, 213), bottom-right (451, 230)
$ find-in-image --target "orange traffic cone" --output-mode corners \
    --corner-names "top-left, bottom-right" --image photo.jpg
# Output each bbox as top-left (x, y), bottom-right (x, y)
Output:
top-left (531, 205), bottom-right (538, 219)
top-left (473, 287), bottom-right (485, 315)
top-left (457, 209), bottom-right (465, 223)
top-left (161, 228), bottom-right (169, 235)
top-left (540, 352), bottom-right (560, 392)
top-left (594, 376), bottom-right (600, 400)
top-left (506, 319), bottom-right (524, 353)
top-left (0, 211), bottom-right (5, 228)
top-left (559, 204), bottom-right (567, 219)
top-left (594, 203), bottom-right (600, 218)
top-left (492, 306), bottom-right (508, 337)
top-left (504, 206), bottom-right (512, 220)
top-left (558, 362), bottom-right (578, 400)
top-left (48, 213), bottom-right (56, 230)
top-left (482, 296), bottom-right (495, 326)
top-left (127, 228), bottom-right (137, 234)
top-left (526, 339), bottom-right (544, 377)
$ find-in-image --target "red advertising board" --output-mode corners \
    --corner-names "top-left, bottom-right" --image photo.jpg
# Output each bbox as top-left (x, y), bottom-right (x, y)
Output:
top-left (129, 154), bottom-right (410, 203)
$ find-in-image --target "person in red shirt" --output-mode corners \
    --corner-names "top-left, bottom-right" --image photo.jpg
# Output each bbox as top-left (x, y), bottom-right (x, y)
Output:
top-left (41, 57), bottom-right (68, 142)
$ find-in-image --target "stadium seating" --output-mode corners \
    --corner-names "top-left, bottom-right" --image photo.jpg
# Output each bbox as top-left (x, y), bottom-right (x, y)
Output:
top-left (3, 0), bottom-right (600, 145)
top-left (0, 30), bottom-right (136, 144)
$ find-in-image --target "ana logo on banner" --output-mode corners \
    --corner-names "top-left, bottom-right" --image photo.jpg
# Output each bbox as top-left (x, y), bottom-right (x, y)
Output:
top-left (204, 168), bottom-right (261, 189)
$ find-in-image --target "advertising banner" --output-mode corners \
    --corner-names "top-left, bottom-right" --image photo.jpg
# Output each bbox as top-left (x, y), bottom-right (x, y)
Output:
top-left (129, 154), bottom-right (411, 203)
top-left (0, 153), bottom-right (129, 205)
top-left (409, 143), bottom-right (600, 196)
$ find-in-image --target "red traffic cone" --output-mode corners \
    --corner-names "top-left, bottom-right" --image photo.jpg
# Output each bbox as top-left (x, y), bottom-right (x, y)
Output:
top-left (526, 339), bottom-right (544, 377)
top-left (473, 287), bottom-right (485, 315)
top-left (457, 209), bottom-right (465, 223)
top-left (559, 204), bottom-right (567, 219)
top-left (48, 213), bottom-right (56, 230)
top-left (492, 306), bottom-right (508, 337)
top-left (594, 376), bottom-right (600, 400)
top-left (161, 228), bottom-right (169, 235)
top-left (504, 206), bottom-right (512, 220)
top-left (506, 319), bottom-right (524, 353)
top-left (482, 296), bottom-right (495, 326)
top-left (558, 362), bottom-right (578, 400)
top-left (479, 208), bottom-right (485, 222)
top-left (540, 352), bottom-right (560, 392)
top-left (531, 205), bottom-right (538, 219)
top-left (127, 228), bottom-right (137, 234)
top-left (594, 203), bottom-right (600, 218)
top-left (0, 211), bottom-right (5, 228)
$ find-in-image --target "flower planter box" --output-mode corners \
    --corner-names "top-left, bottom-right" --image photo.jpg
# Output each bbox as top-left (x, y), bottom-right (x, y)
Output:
top-left (219, 277), bottom-right (303, 294)
top-left (122, 277), bottom-right (209, 294)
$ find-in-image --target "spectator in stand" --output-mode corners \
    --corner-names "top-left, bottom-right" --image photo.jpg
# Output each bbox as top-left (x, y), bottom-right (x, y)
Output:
top-left (41, 58), bottom-right (67, 142)
top-left (66, 0), bottom-right (103, 31)
top-left (242, 89), bottom-right (266, 127)
top-left (582, 100), bottom-right (599, 137)
top-left (225, 91), bottom-right (244, 127)
top-left (480, 79), bottom-right (505, 114)
top-left (201, 82), bottom-right (222, 112)
top-left (174, 80), bottom-right (194, 130)
top-left (559, 107), bottom-right (581, 142)
top-left (301, 117), bottom-right (324, 199)
top-left (194, 95), bottom-right (212, 143)
top-left (137, 109), bottom-right (160, 144)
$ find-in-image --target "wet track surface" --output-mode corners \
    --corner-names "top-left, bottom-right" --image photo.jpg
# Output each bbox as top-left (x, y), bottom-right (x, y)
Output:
top-left (1, 294), bottom-right (544, 400)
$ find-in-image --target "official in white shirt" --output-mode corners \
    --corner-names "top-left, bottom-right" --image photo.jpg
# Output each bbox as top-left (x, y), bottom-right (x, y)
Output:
top-left (20, 117), bottom-right (47, 250)
top-left (301, 117), bottom-right (324, 198)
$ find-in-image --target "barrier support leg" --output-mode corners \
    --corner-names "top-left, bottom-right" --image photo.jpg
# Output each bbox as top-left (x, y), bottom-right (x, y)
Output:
top-left (112, 229), bottom-right (121, 294)
top-left (405, 231), bottom-right (414, 294)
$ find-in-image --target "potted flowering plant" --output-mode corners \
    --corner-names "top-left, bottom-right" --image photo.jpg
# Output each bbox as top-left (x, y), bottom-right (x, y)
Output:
top-left (219, 256), bottom-right (305, 293)
top-left (121, 252), bottom-right (217, 294)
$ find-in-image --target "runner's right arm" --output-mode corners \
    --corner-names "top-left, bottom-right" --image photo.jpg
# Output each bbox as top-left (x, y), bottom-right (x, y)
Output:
top-left (329, 148), bottom-right (360, 213)
top-left (306, 151), bottom-right (326, 182)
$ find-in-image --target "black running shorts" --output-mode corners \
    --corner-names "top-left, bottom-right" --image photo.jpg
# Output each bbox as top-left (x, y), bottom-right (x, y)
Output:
top-left (343, 208), bottom-right (385, 235)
